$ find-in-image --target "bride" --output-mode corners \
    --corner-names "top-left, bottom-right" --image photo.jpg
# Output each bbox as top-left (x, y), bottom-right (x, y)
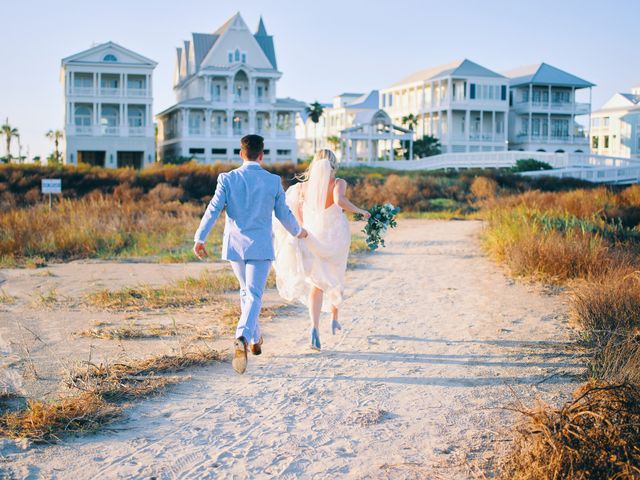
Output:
top-left (273, 149), bottom-right (370, 351)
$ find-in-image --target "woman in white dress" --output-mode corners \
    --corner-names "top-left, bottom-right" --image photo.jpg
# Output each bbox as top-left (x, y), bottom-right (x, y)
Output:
top-left (273, 149), bottom-right (370, 351)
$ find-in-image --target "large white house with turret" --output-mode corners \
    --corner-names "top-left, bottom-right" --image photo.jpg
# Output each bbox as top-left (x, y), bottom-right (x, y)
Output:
top-left (156, 13), bottom-right (304, 164)
top-left (61, 42), bottom-right (157, 168)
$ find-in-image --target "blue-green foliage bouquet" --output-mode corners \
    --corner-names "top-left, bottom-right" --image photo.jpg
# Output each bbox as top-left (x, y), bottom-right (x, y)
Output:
top-left (356, 203), bottom-right (400, 250)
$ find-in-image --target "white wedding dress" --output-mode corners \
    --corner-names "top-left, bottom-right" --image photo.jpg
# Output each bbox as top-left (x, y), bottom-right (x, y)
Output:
top-left (273, 161), bottom-right (351, 312)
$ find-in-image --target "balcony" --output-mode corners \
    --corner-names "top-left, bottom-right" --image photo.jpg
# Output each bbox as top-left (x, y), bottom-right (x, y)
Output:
top-left (127, 88), bottom-right (148, 97)
top-left (188, 127), bottom-right (203, 136)
top-left (71, 87), bottom-right (95, 96)
top-left (100, 87), bottom-right (120, 97)
top-left (73, 125), bottom-right (93, 135)
top-left (234, 96), bottom-right (248, 104)
top-left (515, 134), bottom-right (588, 145)
top-left (102, 126), bottom-right (120, 136)
top-left (513, 101), bottom-right (590, 115)
top-left (128, 126), bottom-right (146, 136)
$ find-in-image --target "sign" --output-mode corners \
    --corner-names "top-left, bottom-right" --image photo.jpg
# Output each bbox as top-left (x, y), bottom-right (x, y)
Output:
top-left (41, 179), bottom-right (62, 194)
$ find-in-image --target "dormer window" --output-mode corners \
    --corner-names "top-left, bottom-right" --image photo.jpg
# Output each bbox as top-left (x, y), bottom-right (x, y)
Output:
top-left (241, 53), bottom-right (246, 63)
top-left (228, 52), bottom-right (233, 63)
top-left (103, 54), bottom-right (117, 62)
top-left (234, 49), bottom-right (240, 62)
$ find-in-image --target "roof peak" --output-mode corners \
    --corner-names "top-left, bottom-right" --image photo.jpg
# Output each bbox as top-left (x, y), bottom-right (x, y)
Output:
top-left (256, 16), bottom-right (268, 36)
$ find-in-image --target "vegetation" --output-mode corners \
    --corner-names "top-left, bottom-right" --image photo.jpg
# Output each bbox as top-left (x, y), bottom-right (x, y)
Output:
top-left (483, 186), bottom-right (640, 478)
top-left (412, 135), bottom-right (441, 158)
top-left (0, 346), bottom-right (224, 443)
top-left (305, 101), bottom-right (324, 152)
top-left (511, 158), bottom-right (553, 172)
top-left (45, 129), bottom-right (64, 165)
top-left (1, 118), bottom-right (19, 164)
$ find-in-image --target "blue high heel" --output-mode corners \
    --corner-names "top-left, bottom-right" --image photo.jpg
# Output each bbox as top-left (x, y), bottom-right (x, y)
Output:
top-left (331, 319), bottom-right (342, 335)
top-left (310, 327), bottom-right (321, 351)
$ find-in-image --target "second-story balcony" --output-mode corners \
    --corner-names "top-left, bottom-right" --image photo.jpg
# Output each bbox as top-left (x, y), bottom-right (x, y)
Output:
top-left (100, 87), bottom-right (121, 97)
top-left (128, 126), bottom-right (146, 136)
top-left (514, 133), bottom-right (588, 144)
top-left (188, 127), bottom-right (204, 136)
top-left (513, 101), bottom-right (590, 115)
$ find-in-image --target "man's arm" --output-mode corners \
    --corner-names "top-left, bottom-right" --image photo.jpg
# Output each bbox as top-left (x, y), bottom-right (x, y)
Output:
top-left (193, 174), bottom-right (227, 258)
top-left (274, 180), bottom-right (306, 238)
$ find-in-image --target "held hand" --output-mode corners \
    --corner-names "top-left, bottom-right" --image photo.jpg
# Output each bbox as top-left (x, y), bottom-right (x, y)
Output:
top-left (360, 210), bottom-right (371, 220)
top-left (297, 228), bottom-right (309, 239)
top-left (193, 241), bottom-right (208, 259)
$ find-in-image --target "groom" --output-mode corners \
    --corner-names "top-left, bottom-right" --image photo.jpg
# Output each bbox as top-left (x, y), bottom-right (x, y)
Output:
top-left (193, 134), bottom-right (307, 374)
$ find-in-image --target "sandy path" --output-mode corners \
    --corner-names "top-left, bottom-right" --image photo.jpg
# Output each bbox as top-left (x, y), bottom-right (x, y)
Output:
top-left (2, 220), bottom-right (583, 479)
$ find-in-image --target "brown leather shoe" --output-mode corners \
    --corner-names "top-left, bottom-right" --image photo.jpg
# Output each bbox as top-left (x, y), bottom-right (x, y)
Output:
top-left (232, 337), bottom-right (248, 374)
top-left (250, 337), bottom-right (264, 356)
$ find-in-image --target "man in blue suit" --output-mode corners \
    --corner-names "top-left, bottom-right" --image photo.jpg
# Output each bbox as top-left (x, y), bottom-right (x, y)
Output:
top-left (193, 134), bottom-right (307, 374)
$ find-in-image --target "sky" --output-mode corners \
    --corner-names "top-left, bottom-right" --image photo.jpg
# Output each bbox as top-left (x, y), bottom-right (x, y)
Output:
top-left (1, 0), bottom-right (639, 159)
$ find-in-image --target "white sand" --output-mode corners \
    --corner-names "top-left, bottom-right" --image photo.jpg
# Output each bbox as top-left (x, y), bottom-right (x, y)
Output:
top-left (1, 220), bottom-right (583, 479)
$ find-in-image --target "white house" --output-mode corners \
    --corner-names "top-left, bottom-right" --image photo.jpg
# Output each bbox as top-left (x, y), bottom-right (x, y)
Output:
top-left (503, 63), bottom-right (593, 153)
top-left (380, 59), bottom-right (510, 153)
top-left (61, 42), bottom-right (157, 169)
top-left (156, 14), bottom-right (304, 164)
top-left (590, 85), bottom-right (640, 159)
top-left (296, 91), bottom-right (379, 158)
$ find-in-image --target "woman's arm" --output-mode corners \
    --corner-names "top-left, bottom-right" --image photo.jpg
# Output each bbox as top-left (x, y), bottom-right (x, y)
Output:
top-left (334, 179), bottom-right (371, 218)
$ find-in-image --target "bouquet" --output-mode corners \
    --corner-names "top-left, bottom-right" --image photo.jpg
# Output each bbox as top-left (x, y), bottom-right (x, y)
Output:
top-left (355, 203), bottom-right (400, 250)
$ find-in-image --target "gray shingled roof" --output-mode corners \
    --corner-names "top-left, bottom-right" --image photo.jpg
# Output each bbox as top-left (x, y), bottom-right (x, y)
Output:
top-left (346, 90), bottom-right (379, 110)
top-left (504, 63), bottom-right (595, 88)
top-left (390, 59), bottom-right (504, 87)
top-left (192, 33), bottom-right (219, 69)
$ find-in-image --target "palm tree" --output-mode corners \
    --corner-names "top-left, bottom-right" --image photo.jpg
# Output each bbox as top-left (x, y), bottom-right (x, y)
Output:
top-left (401, 114), bottom-right (418, 131)
top-left (45, 129), bottom-right (64, 164)
top-left (327, 135), bottom-right (340, 152)
top-left (305, 101), bottom-right (324, 152)
top-left (1, 118), bottom-right (19, 163)
top-left (401, 114), bottom-right (418, 159)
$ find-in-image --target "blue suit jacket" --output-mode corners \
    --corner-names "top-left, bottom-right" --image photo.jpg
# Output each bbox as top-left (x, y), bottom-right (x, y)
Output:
top-left (194, 162), bottom-right (301, 261)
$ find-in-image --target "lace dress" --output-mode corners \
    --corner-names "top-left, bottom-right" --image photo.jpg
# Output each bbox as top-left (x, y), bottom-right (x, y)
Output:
top-left (273, 182), bottom-right (351, 312)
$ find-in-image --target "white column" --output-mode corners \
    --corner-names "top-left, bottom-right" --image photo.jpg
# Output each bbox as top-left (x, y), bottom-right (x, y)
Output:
top-left (528, 84), bottom-right (533, 144)
top-left (491, 111), bottom-right (495, 143)
top-left (571, 86), bottom-right (576, 144)
top-left (227, 77), bottom-right (233, 104)
top-left (92, 72), bottom-right (96, 95)
top-left (408, 137), bottom-right (413, 160)
top-left (204, 76), bottom-right (211, 102)
top-left (480, 110), bottom-right (484, 143)
top-left (182, 108), bottom-right (189, 138)
top-left (390, 138), bottom-right (395, 161)
top-left (121, 73), bottom-right (125, 96)
top-left (97, 72), bottom-right (102, 96)
top-left (249, 110), bottom-right (256, 133)
top-left (227, 109), bottom-right (233, 136)
top-left (249, 78), bottom-right (256, 106)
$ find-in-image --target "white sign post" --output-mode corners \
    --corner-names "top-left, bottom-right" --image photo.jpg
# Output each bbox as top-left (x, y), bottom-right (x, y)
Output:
top-left (41, 179), bottom-right (62, 210)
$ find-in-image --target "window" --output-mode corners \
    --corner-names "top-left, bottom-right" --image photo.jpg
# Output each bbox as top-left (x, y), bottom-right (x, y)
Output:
top-left (234, 49), bottom-right (240, 61)
top-left (604, 117), bottom-right (610, 127)
top-left (469, 83), bottom-right (476, 99)
top-left (234, 149), bottom-right (241, 155)
top-left (257, 86), bottom-right (263, 98)
top-left (592, 136), bottom-right (599, 149)
top-left (74, 105), bottom-right (92, 126)
top-left (604, 135), bottom-right (609, 148)
top-left (389, 94), bottom-right (393, 106)
top-left (382, 94), bottom-right (386, 107)
top-left (103, 54), bottom-right (117, 62)
top-left (189, 148), bottom-right (205, 154)
top-left (228, 52), bottom-right (233, 63)
top-left (241, 53), bottom-right (246, 63)
top-left (277, 149), bottom-right (291, 155)
top-left (212, 148), bottom-right (227, 155)
top-left (637, 135), bottom-right (640, 151)
top-left (501, 85), bottom-right (507, 101)
top-left (593, 118), bottom-right (600, 128)
top-left (128, 106), bottom-right (145, 127)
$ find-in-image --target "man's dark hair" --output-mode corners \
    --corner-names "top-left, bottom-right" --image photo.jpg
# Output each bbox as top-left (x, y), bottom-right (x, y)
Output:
top-left (240, 134), bottom-right (264, 160)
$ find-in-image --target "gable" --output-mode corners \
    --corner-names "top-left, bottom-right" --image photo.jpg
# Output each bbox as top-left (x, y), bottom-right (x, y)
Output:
top-left (200, 14), bottom-right (274, 70)
top-left (62, 42), bottom-right (156, 66)
top-left (601, 93), bottom-right (639, 110)
top-left (452, 59), bottom-right (504, 79)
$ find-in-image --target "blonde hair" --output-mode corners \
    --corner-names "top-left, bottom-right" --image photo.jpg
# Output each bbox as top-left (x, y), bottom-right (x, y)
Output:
top-left (296, 149), bottom-right (338, 182)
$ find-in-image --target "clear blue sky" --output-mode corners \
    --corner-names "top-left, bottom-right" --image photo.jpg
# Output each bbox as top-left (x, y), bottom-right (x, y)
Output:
top-left (2, 0), bottom-right (639, 158)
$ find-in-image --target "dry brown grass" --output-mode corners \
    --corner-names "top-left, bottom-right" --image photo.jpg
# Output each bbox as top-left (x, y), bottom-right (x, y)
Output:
top-left (0, 289), bottom-right (15, 305)
top-left (498, 382), bottom-right (640, 480)
top-left (0, 195), bottom-right (203, 266)
top-left (0, 393), bottom-right (122, 443)
top-left (85, 269), bottom-right (239, 311)
top-left (75, 321), bottom-right (212, 340)
top-left (0, 345), bottom-right (225, 443)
